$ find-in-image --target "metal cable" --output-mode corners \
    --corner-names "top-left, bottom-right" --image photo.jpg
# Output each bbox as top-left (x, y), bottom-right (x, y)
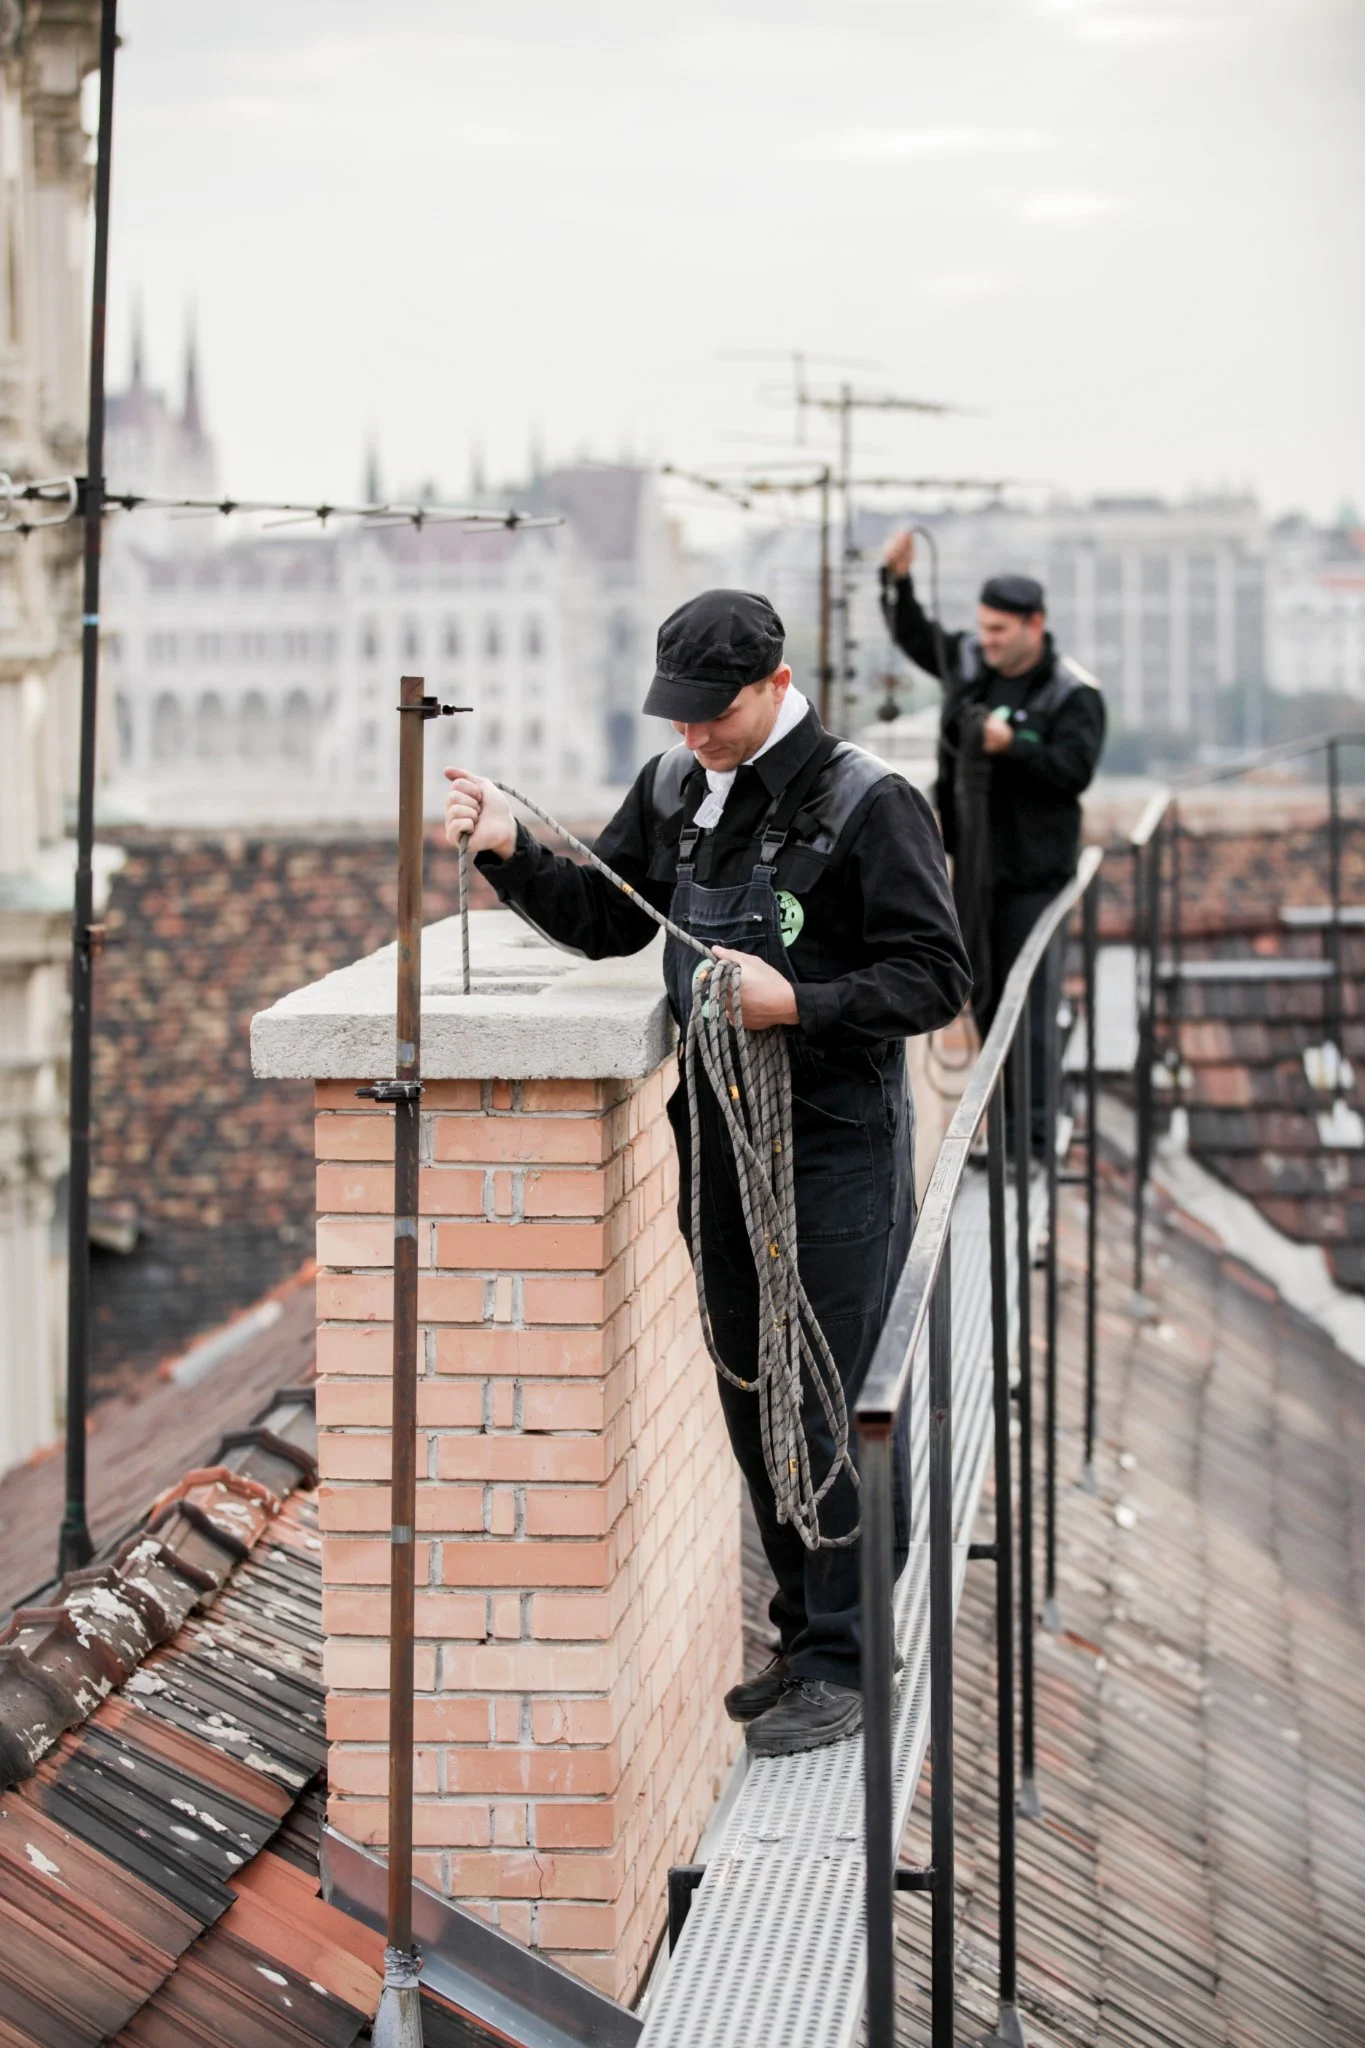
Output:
top-left (489, 779), bottom-right (858, 1548)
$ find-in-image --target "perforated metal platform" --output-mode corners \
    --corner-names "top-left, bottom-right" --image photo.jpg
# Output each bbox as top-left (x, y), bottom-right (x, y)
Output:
top-left (639, 1173), bottom-right (1038, 2048)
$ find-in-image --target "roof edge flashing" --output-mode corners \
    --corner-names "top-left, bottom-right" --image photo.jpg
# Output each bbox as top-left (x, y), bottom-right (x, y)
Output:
top-left (320, 1826), bottom-right (642, 2048)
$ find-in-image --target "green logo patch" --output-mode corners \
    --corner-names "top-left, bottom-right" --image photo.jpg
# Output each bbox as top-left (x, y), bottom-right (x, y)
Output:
top-left (777, 891), bottom-right (804, 948)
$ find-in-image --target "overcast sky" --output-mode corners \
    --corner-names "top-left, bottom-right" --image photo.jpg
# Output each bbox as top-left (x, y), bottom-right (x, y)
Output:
top-left (105, 0), bottom-right (1363, 533)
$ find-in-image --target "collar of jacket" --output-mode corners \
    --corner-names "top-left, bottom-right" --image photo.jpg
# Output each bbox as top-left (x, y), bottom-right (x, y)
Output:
top-left (681, 703), bottom-right (826, 802)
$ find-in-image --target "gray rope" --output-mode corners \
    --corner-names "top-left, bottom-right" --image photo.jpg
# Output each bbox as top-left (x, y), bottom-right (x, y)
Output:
top-left (489, 780), bottom-right (858, 1549)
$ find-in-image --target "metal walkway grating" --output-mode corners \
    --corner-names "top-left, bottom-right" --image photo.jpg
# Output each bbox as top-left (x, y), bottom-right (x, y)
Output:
top-left (639, 1172), bottom-right (1040, 2048)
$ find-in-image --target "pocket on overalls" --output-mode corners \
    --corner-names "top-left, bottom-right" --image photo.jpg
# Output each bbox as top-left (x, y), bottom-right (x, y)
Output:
top-left (790, 1092), bottom-right (877, 1245)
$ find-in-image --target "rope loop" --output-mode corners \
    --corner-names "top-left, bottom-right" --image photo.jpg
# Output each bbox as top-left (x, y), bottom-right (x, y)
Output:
top-left (490, 781), bottom-right (858, 1549)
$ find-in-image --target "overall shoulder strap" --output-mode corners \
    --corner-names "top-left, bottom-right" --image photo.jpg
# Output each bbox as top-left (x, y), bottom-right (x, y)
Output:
top-left (650, 743), bottom-right (694, 830)
top-left (789, 740), bottom-right (895, 858)
top-left (1027, 651), bottom-right (1099, 719)
top-left (758, 731), bottom-right (840, 865)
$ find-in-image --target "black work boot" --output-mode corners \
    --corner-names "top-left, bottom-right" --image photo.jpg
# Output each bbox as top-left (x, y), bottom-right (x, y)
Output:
top-left (724, 1653), bottom-right (793, 1724)
top-left (745, 1679), bottom-right (862, 1757)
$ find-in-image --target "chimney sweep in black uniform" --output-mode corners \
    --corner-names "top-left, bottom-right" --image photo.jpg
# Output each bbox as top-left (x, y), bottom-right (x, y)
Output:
top-left (444, 589), bottom-right (970, 1757)
top-left (879, 532), bottom-right (1106, 1156)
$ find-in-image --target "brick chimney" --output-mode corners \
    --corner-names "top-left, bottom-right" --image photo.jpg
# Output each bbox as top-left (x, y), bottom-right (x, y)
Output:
top-left (252, 913), bottom-right (742, 2003)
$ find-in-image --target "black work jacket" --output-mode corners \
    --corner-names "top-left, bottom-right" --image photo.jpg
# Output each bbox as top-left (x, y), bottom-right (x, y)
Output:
top-left (881, 571), bottom-right (1106, 893)
top-left (476, 705), bottom-right (971, 1055)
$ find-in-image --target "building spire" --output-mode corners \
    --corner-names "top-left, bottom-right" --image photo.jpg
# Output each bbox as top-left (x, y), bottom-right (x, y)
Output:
top-left (363, 435), bottom-right (383, 505)
top-left (182, 306), bottom-right (203, 437)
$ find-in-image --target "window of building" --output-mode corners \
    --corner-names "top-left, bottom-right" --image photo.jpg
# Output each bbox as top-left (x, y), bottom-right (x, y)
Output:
top-left (195, 691), bottom-right (226, 761)
top-left (525, 719), bottom-right (544, 750)
top-left (609, 611), bottom-right (633, 658)
top-left (1140, 555), bottom-right (1170, 602)
top-left (239, 691), bottom-right (270, 760)
top-left (282, 689), bottom-right (313, 768)
top-left (484, 618), bottom-right (502, 659)
top-left (362, 622), bottom-right (379, 661)
top-left (605, 709), bottom-right (635, 784)
top-left (525, 617), bottom-right (543, 658)
top-left (485, 718), bottom-right (503, 748)
top-left (114, 693), bottom-right (133, 763)
top-left (402, 619), bottom-right (421, 662)
top-left (152, 692), bottom-right (184, 761)
top-left (444, 619), bottom-right (461, 658)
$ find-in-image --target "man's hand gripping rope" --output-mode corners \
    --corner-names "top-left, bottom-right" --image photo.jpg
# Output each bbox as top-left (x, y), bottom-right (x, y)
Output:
top-left (443, 767), bottom-right (859, 1550)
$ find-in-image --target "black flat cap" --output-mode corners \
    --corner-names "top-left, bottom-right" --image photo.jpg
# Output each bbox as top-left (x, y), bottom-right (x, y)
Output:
top-left (980, 573), bottom-right (1046, 617)
top-left (643, 588), bottom-right (785, 722)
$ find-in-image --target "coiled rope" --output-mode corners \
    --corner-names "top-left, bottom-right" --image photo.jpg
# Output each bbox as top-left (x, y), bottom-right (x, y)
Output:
top-left (475, 780), bottom-right (858, 1550)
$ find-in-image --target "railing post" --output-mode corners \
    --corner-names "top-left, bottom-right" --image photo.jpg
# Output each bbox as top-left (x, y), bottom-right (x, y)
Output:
top-left (927, 1259), bottom-right (956, 2048)
top-left (860, 1414), bottom-right (897, 2048)
top-left (1042, 928), bottom-right (1062, 1634)
top-left (984, 1084), bottom-right (1026, 2048)
top-left (1133, 823), bottom-right (1161, 1306)
top-left (1327, 738), bottom-right (1343, 1083)
top-left (1012, 1025), bottom-right (1041, 1820)
top-left (1169, 819), bottom-right (1184, 1122)
top-left (1082, 878), bottom-right (1100, 1493)
top-left (1130, 841), bottom-right (1146, 1296)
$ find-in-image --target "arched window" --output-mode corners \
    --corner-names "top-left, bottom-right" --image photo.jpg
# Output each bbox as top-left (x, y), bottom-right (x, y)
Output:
top-left (195, 691), bottom-right (226, 761)
top-left (443, 619), bottom-right (461, 659)
top-left (403, 618), bottom-right (421, 661)
top-left (239, 691), bottom-right (270, 760)
top-left (484, 618), bottom-right (502, 659)
top-left (282, 689), bottom-right (313, 767)
top-left (152, 692), bottom-right (184, 761)
top-left (114, 693), bottom-right (134, 763)
top-left (525, 616), bottom-right (543, 658)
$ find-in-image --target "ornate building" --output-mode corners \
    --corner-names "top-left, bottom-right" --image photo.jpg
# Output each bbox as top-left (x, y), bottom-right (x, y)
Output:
top-left (0, 0), bottom-right (104, 1472)
top-left (100, 348), bottom-right (689, 825)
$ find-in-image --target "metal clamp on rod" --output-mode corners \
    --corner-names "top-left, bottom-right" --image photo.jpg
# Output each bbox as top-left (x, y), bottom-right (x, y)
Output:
top-left (356, 1080), bottom-right (424, 1104)
top-left (395, 695), bottom-right (473, 719)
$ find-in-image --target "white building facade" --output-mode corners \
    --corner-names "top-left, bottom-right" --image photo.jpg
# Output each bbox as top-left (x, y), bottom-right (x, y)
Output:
top-left (101, 363), bottom-right (689, 826)
top-left (1266, 515), bottom-right (1365, 698)
top-left (0, 2), bottom-right (103, 1474)
top-left (740, 493), bottom-right (1269, 741)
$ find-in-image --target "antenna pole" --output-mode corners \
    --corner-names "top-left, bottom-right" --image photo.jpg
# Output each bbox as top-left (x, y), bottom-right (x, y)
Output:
top-left (58, 0), bottom-right (118, 1579)
top-left (818, 466), bottom-right (833, 727)
top-left (838, 385), bottom-right (855, 735)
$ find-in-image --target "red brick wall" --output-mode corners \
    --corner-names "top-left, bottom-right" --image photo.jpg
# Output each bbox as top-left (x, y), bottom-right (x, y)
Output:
top-left (315, 1063), bottom-right (742, 2004)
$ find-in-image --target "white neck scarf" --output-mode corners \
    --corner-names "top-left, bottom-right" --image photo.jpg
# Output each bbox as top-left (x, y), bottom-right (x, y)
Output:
top-left (692, 687), bottom-right (811, 830)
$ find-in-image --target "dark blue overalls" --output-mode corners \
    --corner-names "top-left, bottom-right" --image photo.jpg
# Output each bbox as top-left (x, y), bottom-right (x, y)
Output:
top-left (662, 750), bottom-right (914, 1689)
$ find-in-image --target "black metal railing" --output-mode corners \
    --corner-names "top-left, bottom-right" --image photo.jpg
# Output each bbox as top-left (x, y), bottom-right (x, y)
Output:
top-left (1129, 729), bottom-right (1365, 1301)
top-left (856, 843), bottom-right (1105, 2048)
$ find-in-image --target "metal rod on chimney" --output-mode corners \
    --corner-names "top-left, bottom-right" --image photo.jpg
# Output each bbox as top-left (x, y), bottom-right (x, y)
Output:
top-left (58, 0), bottom-right (119, 1580)
top-left (371, 672), bottom-right (427, 2048)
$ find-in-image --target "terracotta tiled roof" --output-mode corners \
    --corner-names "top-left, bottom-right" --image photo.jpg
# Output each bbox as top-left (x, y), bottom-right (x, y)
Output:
top-left (0, 1377), bottom-right (388, 2046)
top-left (0, 1266), bottom-right (318, 1617)
top-left (890, 1168), bottom-right (1365, 2043)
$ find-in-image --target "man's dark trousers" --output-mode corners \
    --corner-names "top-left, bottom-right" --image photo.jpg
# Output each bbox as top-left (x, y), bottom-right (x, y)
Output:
top-left (668, 1041), bottom-right (914, 1691)
top-left (978, 885), bottom-right (1058, 1152)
